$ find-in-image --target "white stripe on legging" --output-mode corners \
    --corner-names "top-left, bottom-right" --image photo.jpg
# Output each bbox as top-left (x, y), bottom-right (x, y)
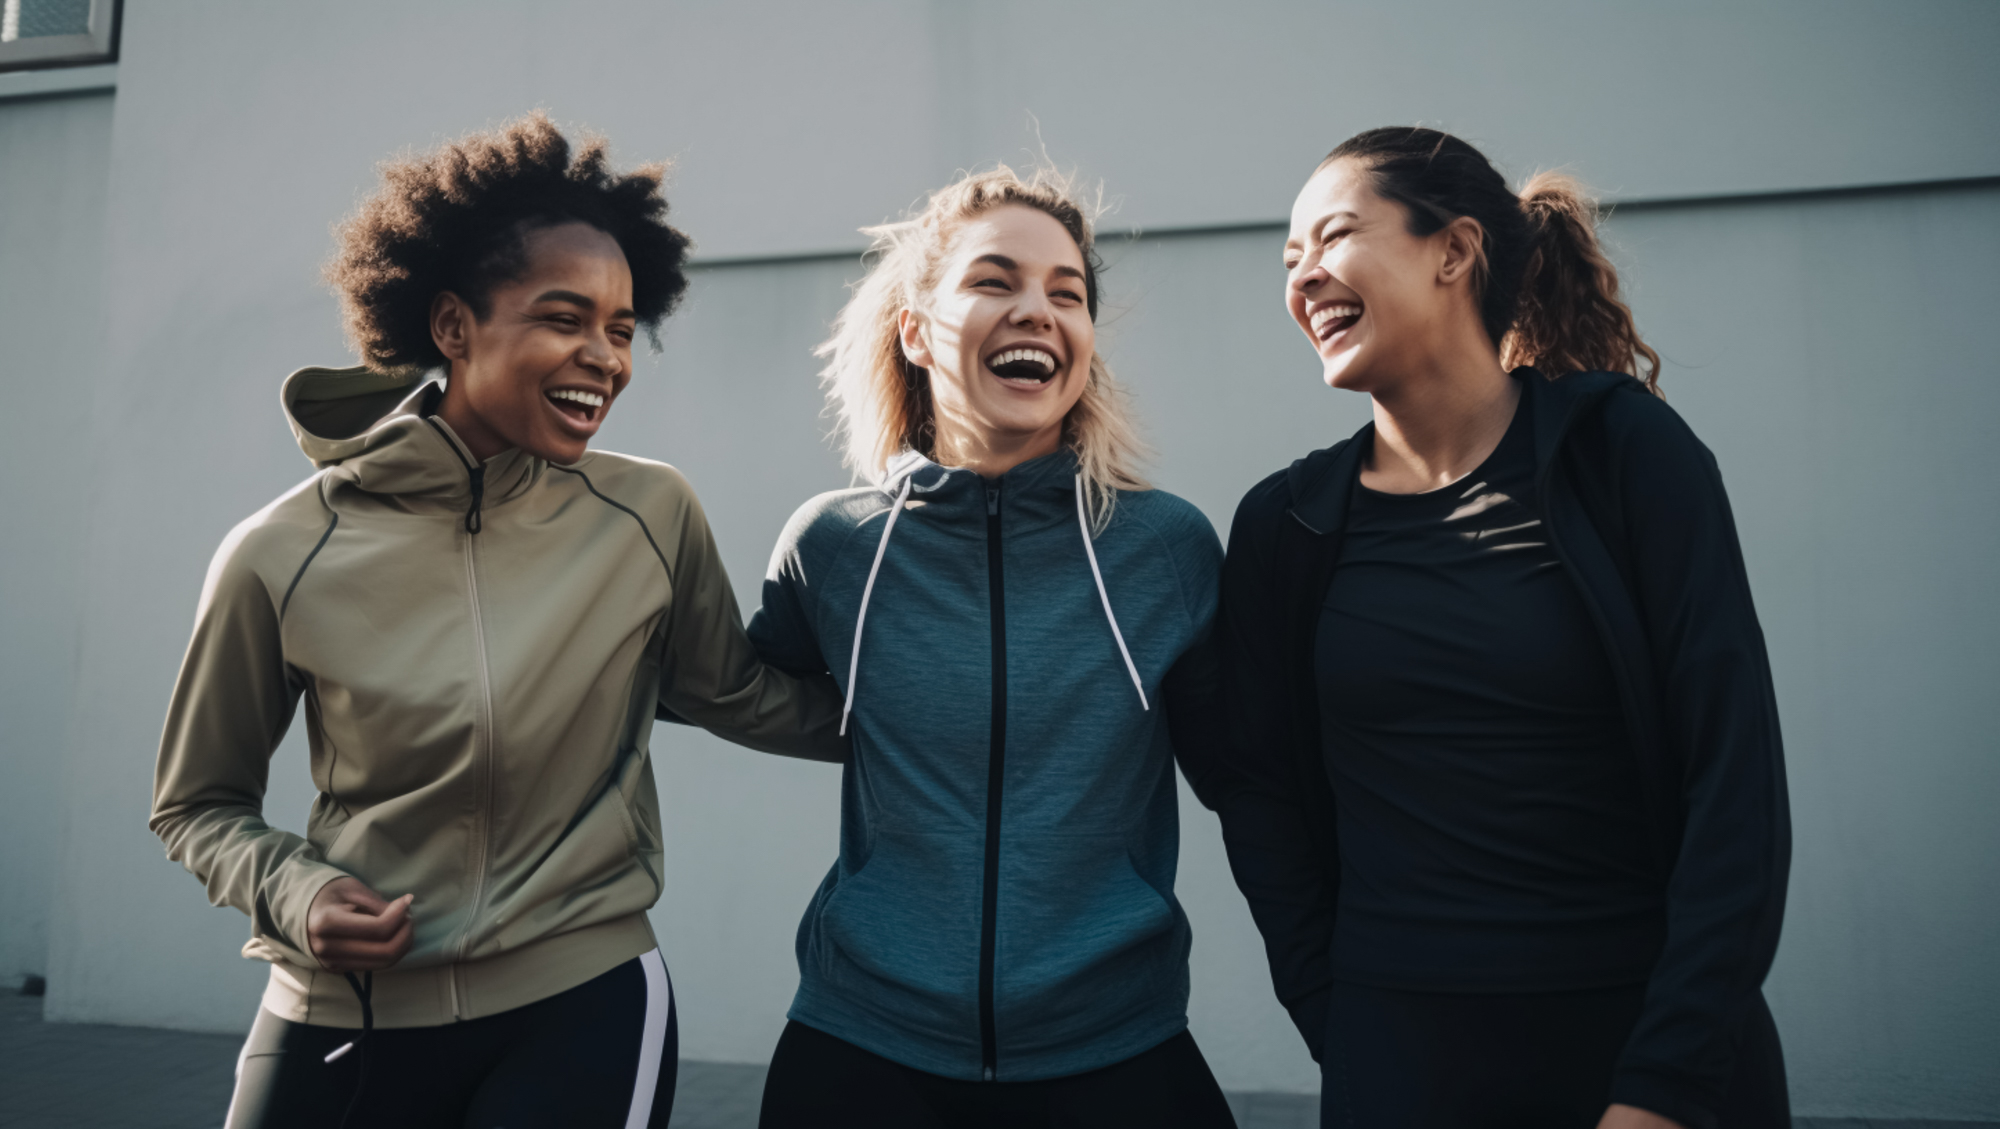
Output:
top-left (222, 1029), bottom-right (250, 1128)
top-left (625, 950), bottom-right (672, 1129)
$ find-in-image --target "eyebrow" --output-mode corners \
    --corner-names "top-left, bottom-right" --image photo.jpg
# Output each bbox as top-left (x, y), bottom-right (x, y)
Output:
top-left (533, 289), bottom-right (637, 320)
top-left (972, 253), bottom-right (1086, 281)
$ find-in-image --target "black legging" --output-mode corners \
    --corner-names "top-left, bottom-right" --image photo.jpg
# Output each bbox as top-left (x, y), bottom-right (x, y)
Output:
top-left (1320, 982), bottom-right (1789, 1129)
top-left (757, 1020), bottom-right (1239, 1129)
top-left (224, 952), bottom-right (677, 1129)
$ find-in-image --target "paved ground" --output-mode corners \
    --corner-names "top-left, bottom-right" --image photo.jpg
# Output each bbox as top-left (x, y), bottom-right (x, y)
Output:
top-left (0, 990), bottom-right (1987, 1128)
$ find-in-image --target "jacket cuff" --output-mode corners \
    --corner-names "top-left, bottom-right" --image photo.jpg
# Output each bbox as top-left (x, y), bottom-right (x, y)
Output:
top-left (1285, 986), bottom-right (1332, 1065)
top-left (1609, 1066), bottom-right (1719, 1129)
top-left (272, 863), bottom-right (353, 968)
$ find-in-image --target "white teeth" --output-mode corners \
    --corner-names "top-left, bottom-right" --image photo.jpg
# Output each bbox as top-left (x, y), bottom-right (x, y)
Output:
top-left (1311, 304), bottom-right (1362, 331)
top-left (988, 348), bottom-right (1058, 375)
top-left (549, 389), bottom-right (605, 407)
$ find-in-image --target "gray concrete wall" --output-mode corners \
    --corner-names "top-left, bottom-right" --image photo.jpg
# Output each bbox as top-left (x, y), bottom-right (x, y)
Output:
top-left (0, 88), bottom-right (113, 989)
top-left (1, 0), bottom-right (1996, 1117)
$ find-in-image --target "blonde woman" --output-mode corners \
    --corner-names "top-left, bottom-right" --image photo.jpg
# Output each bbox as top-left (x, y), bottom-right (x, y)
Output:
top-left (746, 168), bottom-right (1240, 1127)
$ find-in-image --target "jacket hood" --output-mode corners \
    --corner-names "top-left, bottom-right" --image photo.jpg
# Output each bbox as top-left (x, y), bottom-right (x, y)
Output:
top-left (280, 364), bottom-right (541, 513)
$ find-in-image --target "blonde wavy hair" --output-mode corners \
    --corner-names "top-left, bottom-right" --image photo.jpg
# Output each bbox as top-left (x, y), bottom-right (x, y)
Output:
top-left (817, 164), bottom-right (1149, 532)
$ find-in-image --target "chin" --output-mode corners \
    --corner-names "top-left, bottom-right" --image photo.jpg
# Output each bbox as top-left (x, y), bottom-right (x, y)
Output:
top-left (1322, 359), bottom-right (1369, 392)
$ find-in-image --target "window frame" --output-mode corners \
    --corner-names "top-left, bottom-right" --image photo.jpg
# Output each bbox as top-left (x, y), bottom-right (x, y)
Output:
top-left (0, 0), bottom-right (120, 73)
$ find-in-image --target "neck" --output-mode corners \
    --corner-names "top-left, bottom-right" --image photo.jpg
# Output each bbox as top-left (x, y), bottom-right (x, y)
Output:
top-left (932, 420), bottom-right (1063, 480)
top-left (1360, 341), bottom-right (1517, 495)
top-left (435, 376), bottom-right (511, 463)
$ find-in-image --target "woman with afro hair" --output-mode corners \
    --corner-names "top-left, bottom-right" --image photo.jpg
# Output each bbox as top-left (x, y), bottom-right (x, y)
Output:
top-left (151, 113), bottom-right (846, 1129)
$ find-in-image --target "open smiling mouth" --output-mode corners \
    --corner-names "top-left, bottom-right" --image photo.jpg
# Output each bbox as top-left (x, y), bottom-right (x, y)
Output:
top-left (986, 347), bottom-right (1060, 386)
top-left (1311, 302), bottom-right (1362, 343)
top-left (547, 388), bottom-right (605, 425)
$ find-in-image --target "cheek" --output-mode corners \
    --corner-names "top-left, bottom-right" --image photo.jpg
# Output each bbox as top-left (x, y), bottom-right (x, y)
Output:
top-left (1066, 320), bottom-right (1095, 375)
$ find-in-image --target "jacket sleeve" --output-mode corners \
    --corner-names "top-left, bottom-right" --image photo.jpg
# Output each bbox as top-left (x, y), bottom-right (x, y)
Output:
top-left (1214, 473), bottom-right (1342, 1061)
top-left (1163, 626), bottom-right (1232, 811)
top-left (744, 498), bottom-right (833, 678)
top-left (1600, 393), bottom-right (1792, 1129)
top-left (150, 523), bottom-right (350, 969)
top-left (1149, 502), bottom-right (1236, 812)
top-left (656, 480), bottom-right (848, 763)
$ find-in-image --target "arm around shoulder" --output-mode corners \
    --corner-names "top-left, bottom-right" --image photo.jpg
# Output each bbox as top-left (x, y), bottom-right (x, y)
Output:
top-left (651, 471), bottom-right (848, 763)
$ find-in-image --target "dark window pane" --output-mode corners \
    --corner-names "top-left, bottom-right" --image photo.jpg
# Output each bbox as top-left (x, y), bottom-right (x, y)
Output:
top-left (2, 0), bottom-right (93, 42)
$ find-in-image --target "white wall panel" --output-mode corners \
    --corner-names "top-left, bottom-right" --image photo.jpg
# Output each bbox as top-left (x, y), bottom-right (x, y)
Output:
top-left (94, 1), bottom-right (2000, 261)
top-left (0, 89), bottom-right (113, 990)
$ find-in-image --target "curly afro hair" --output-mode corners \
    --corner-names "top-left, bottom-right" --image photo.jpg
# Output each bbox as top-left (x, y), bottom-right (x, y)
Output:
top-left (325, 111), bottom-right (692, 371)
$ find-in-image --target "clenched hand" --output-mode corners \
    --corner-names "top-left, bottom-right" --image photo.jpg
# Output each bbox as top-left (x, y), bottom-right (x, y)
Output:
top-left (307, 877), bottom-right (415, 973)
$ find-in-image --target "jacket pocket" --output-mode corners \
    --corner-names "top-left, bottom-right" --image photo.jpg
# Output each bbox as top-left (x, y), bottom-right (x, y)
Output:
top-left (482, 753), bottom-right (657, 955)
top-left (809, 829), bottom-right (984, 1040)
top-left (993, 833), bottom-right (1187, 1053)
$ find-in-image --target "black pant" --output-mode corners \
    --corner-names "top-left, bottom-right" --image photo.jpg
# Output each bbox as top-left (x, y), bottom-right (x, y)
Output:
top-left (758, 1020), bottom-right (1239, 1128)
top-left (1321, 981), bottom-right (1789, 1129)
top-left (225, 951), bottom-right (677, 1129)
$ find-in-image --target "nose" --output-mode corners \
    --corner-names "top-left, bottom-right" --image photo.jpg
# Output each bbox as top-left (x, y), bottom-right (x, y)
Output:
top-left (577, 328), bottom-right (625, 380)
top-left (1290, 254), bottom-right (1329, 299)
top-left (1011, 284), bottom-right (1057, 330)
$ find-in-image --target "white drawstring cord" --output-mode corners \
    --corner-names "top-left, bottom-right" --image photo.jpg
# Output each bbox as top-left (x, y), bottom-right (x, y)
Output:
top-left (1076, 476), bottom-right (1149, 711)
top-left (841, 476), bottom-right (915, 735)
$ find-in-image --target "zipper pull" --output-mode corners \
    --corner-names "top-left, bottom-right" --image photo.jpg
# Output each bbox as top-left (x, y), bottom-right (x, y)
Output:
top-left (464, 464), bottom-right (487, 535)
top-left (986, 482), bottom-right (1000, 516)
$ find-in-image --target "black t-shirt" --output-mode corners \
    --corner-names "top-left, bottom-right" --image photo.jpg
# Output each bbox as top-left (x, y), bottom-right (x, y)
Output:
top-left (1316, 395), bottom-right (1664, 991)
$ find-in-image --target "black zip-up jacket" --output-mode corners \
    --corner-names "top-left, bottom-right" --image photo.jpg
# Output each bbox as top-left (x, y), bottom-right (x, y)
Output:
top-left (1214, 370), bottom-right (1791, 1129)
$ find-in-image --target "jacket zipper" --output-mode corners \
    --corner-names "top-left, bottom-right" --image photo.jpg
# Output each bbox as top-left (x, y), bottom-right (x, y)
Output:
top-left (449, 496), bottom-right (499, 1019)
top-left (979, 480), bottom-right (1006, 1081)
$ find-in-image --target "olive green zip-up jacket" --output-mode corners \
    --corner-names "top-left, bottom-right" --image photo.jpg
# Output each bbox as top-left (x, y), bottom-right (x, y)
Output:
top-left (151, 366), bottom-right (844, 1028)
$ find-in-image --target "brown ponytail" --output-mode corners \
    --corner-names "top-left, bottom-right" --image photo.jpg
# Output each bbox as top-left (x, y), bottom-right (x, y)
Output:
top-left (1323, 128), bottom-right (1663, 395)
top-left (1506, 172), bottom-right (1660, 393)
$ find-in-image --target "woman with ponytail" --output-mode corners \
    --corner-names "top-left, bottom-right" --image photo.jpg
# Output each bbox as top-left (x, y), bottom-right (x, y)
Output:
top-left (746, 165), bottom-right (1239, 1127)
top-left (1216, 127), bottom-right (1791, 1128)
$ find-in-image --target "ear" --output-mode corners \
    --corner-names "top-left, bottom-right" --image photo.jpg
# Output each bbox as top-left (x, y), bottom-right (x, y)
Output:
top-left (1436, 216), bottom-right (1486, 288)
top-left (897, 308), bottom-right (934, 370)
top-left (431, 291), bottom-right (474, 363)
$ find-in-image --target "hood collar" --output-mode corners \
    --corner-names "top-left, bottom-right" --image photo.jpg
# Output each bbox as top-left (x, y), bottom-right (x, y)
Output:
top-left (1287, 368), bottom-right (1643, 534)
top-left (839, 443), bottom-right (1147, 735)
top-left (879, 447), bottom-right (1083, 513)
top-left (280, 365), bottom-right (543, 513)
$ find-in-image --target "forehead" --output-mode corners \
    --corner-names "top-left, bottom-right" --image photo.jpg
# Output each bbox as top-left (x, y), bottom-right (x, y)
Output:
top-left (517, 222), bottom-right (631, 282)
top-left (1288, 159), bottom-right (1379, 236)
top-left (947, 204), bottom-right (1084, 270)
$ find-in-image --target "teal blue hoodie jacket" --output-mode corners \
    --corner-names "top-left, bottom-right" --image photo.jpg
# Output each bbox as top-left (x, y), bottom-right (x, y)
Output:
top-left (748, 448), bottom-right (1227, 1081)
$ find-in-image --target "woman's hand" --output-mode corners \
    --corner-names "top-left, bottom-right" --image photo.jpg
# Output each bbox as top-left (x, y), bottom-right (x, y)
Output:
top-left (1597, 1104), bottom-right (1685, 1129)
top-left (307, 877), bottom-right (415, 973)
